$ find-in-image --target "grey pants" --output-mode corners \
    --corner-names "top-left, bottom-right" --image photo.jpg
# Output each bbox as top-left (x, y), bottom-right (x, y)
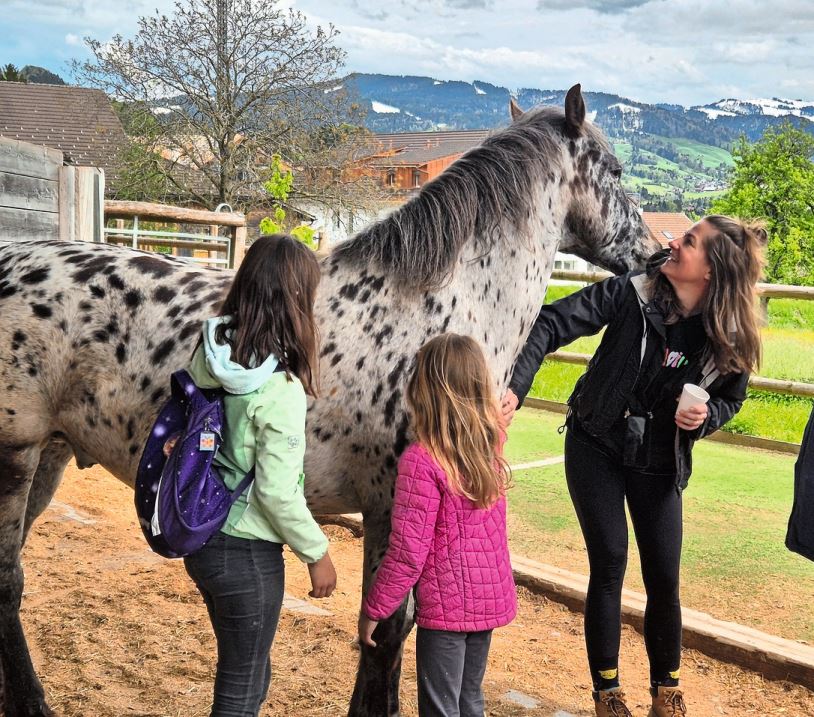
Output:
top-left (415, 627), bottom-right (493, 717)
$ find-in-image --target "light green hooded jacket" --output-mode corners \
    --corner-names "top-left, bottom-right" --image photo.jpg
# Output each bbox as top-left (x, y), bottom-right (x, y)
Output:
top-left (187, 317), bottom-right (328, 564)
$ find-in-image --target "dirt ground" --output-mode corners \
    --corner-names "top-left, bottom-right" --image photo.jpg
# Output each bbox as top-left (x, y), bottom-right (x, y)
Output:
top-left (12, 462), bottom-right (814, 717)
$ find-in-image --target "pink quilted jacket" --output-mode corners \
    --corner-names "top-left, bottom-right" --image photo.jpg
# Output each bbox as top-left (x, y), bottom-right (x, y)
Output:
top-left (362, 442), bottom-right (517, 632)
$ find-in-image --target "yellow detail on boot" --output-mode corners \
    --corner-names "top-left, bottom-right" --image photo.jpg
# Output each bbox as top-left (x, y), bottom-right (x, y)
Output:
top-left (668, 669), bottom-right (680, 679)
top-left (598, 668), bottom-right (618, 680)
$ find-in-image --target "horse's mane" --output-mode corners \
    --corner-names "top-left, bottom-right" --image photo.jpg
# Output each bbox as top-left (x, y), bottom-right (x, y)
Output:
top-left (330, 106), bottom-right (606, 289)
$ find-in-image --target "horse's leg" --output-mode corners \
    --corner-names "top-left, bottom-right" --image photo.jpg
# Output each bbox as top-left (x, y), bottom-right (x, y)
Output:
top-left (0, 443), bottom-right (54, 717)
top-left (21, 440), bottom-right (73, 543)
top-left (348, 514), bottom-right (415, 717)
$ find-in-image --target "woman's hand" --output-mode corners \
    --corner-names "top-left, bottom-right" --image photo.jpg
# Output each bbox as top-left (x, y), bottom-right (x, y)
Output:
top-left (501, 389), bottom-right (519, 426)
top-left (358, 613), bottom-right (379, 647)
top-left (307, 551), bottom-right (337, 598)
top-left (675, 403), bottom-right (708, 431)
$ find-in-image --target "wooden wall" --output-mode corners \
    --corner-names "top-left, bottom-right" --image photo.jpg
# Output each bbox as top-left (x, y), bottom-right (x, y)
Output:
top-left (0, 137), bottom-right (104, 242)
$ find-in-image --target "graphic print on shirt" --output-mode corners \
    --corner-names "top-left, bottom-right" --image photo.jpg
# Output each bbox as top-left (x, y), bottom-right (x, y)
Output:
top-left (662, 348), bottom-right (689, 369)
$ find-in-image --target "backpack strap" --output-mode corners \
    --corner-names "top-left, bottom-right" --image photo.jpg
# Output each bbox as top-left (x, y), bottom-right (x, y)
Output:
top-left (230, 466), bottom-right (256, 503)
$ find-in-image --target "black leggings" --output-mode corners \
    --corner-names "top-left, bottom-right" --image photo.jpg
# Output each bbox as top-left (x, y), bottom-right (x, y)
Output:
top-left (564, 428), bottom-right (683, 688)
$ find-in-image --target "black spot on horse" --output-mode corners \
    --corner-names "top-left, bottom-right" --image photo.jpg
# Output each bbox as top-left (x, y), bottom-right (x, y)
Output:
top-left (184, 280), bottom-right (207, 295)
top-left (371, 382), bottom-right (383, 406)
top-left (129, 255), bottom-right (174, 279)
top-left (115, 343), bottom-right (127, 364)
top-left (64, 253), bottom-right (94, 265)
top-left (20, 267), bottom-right (49, 285)
top-left (150, 388), bottom-right (165, 404)
top-left (167, 305), bottom-right (182, 319)
top-left (356, 356), bottom-right (366, 371)
top-left (0, 284), bottom-right (17, 298)
top-left (72, 257), bottom-right (112, 283)
top-left (387, 356), bottom-right (408, 391)
top-left (179, 323), bottom-right (199, 342)
top-left (153, 286), bottom-right (176, 303)
top-left (152, 339), bottom-right (176, 365)
top-left (384, 390), bottom-right (401, 425)
top-left (5, 408), bottom-right (15, 415)
top-left (392, 415), bottom-right (409, 456)
top-left (108, 273), bottom-right (126, 291)
top-left (126, 418), bottom-right (136, 440)
top-left (129, 444), bottom-right (139, 455)
top-left (12, 330), bottom-right (26, 346)
top-left (140, 376), bottom-right (151, 392)
top-left (374, 325), bottom-right (393, 348)
top-left (339, 282), bottom-right (360, 300)
top-left (320, 342), bottom-right (337, 358)
top-left (330, 354), bottom-right (343, 367)
top-left (89, 285), bottom-right (106, 299)
top-left (124, 290), bottom-right (142, 310)
top-left (93, 330), bottom-right (109, 343)
top-left (31, 304), bottom-right (52, 319)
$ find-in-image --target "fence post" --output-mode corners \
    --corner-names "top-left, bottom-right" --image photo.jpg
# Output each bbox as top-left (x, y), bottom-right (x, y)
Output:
top-left (231, 225), bottom-right (247, 268)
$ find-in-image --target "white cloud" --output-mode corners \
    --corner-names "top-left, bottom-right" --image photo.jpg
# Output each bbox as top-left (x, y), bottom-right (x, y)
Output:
top-left (65, 33), bottom-right (82, 46)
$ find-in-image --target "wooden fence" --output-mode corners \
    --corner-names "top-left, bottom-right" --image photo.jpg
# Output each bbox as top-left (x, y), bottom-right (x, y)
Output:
top-left (104, 201), bottom-right (247, 269)
top-left (0, 137), bottom-right (103, 242)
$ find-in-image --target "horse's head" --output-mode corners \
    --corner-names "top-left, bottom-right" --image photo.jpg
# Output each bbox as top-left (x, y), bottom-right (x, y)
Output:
top-left (513, 85), bottom-right (659, 274)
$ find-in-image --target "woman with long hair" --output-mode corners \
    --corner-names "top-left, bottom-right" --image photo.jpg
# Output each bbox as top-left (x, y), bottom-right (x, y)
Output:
top-left (502, 216), bottom-right (767, 717)
top-left (183, 234), bottom-right (336, 717)
top-left (359, 333), bottom-right (516, 716)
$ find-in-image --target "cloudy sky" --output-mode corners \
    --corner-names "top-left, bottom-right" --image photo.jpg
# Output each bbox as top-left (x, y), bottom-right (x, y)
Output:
top-left (2, 0), bottom-right (812, 106)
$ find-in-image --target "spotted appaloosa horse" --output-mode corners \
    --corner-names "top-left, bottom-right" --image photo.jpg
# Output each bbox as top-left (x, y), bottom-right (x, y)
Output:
top-left (0, 85), bottom-right (658, 717)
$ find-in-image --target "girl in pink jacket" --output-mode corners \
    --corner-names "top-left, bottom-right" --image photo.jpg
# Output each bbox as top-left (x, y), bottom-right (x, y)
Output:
top-left (358, 333), bottom-right (517, 717)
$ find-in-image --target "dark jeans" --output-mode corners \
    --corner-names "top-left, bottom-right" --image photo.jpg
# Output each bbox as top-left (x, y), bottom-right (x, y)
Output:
top-left (184, 532), bottom-right (285, 717)
top-left (415, 627), bottom-right (493, 717)
top-left (564, 429), bottom-right (683, 688)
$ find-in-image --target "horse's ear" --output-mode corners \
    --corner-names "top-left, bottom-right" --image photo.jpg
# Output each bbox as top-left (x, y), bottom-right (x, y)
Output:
top-left (509, 98), bottom-right (524, 122)
top-left (564, 83), bottom-right (586, 138)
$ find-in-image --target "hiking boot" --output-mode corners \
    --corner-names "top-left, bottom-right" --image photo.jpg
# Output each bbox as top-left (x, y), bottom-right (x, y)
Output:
top-left (593, 688), bottom-right (634, 717)
top-left (648, 686), bottom-right (687, 717)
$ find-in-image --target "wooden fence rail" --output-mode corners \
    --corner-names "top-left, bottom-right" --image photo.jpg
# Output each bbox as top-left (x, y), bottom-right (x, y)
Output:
top-left (103, 200), bottom-right (247, 269)
top-left (551, 269), bottom-right (814, 301)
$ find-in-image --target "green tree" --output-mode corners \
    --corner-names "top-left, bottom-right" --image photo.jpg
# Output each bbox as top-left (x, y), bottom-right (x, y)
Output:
top-left (712, 123), bottom-right (814, 286)
top-left (74, 0), bottom-right (363, 211)
top-left (0, 64), bottom-right (27, 82)
top-left (258, 155), bottom-right (316, 248)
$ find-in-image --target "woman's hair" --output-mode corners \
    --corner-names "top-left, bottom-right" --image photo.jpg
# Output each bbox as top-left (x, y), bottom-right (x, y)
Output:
top-left (406, 333), bottom-right (511, 509)
top-left (216, 234), bottom-right (321, 396)
top-left (648, 215), bottom-right (767, 374)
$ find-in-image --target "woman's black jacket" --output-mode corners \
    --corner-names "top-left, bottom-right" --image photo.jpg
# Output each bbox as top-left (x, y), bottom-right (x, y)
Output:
top-left (508, 271), bottom-right (749, 491)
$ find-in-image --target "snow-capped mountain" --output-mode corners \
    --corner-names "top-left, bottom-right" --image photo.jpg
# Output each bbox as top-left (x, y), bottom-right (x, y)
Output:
top-left (693, 98), bottom-right (814, 121)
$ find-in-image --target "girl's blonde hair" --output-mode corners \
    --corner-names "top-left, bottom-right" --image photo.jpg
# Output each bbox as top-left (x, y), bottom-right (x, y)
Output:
top-left (406, 333), bottom-right (511, 509)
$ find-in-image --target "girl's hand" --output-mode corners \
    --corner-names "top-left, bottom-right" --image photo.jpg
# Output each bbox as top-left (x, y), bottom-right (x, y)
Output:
top-left (358, 613), bottom-right (379, 647)
top-left (307, 552), bottom-right (337, 598)
top-left (675, 403), bottom-right (708, 431)
top-left (500, 389), bottom-right (519, 426)
top-left (162, 434), bottom-right (179, 457)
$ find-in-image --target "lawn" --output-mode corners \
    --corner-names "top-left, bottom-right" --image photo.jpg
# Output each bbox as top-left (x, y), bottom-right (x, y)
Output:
top-left (530, 284), bottom-right (814, 444)
top-left (504, 408), bottom-right (814, 642)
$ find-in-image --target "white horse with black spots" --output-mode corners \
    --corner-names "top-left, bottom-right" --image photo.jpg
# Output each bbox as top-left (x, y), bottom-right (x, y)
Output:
top-left (0, 85), bottom-right (658, 716)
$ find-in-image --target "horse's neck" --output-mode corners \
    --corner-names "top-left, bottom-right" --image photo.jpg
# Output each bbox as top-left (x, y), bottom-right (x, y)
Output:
top-left (449, 196), bottom-right (565, 387)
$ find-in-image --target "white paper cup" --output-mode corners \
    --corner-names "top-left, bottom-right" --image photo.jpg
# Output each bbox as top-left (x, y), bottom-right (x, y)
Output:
top-left (677, 383), bottom-right (710, 414)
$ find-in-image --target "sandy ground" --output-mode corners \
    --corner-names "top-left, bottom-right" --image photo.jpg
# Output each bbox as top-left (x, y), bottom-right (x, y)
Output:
top-left (9, 462), bottom-right (814, 717)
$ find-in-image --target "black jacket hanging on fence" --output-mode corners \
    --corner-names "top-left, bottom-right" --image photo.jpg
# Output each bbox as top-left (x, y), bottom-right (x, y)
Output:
top-left (786, 406), bottom-right (814, 561)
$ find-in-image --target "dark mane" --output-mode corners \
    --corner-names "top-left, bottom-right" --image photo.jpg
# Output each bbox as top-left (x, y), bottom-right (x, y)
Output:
top-left (331, 106), bottom-right (605, 289)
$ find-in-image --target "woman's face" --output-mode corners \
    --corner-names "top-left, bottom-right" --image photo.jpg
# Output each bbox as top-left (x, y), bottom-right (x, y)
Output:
top-left (660, 219), bottom-right (713, 287)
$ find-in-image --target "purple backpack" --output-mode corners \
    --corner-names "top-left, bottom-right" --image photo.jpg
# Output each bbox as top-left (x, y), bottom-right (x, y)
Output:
top-left (135, 369), bottom-right (254, 558)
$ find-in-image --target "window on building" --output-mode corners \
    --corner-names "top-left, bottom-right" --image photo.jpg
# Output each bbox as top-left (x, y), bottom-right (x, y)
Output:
top-left (386, 170), bottom-right (396, 187)
top-left (413, 169), bottom-right (421, 188)
top-left (348, 211), bottom-right (354, 234)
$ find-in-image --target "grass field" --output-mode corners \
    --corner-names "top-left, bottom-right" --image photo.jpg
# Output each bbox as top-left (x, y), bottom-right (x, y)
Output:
top-left (503, 409), bottom-right (814, 642)
top-left (530, 284), bottom-right (814, 443)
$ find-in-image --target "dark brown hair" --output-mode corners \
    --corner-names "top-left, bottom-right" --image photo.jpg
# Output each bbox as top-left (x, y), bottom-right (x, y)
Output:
top-left (649, 215), bottom-right (767, 374)
top-left (216, 234), bottom-right (321, 396)
top-left (406, 333), bottom-right (511, 509)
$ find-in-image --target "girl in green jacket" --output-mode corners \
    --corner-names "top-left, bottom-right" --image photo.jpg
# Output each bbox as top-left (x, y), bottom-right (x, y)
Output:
top-left (183, 234), bottom-right (336, 717)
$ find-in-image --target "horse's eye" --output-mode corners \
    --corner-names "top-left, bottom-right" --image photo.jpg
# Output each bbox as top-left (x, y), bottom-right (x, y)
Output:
top-left (611, 166), bottom-right (623, 179)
